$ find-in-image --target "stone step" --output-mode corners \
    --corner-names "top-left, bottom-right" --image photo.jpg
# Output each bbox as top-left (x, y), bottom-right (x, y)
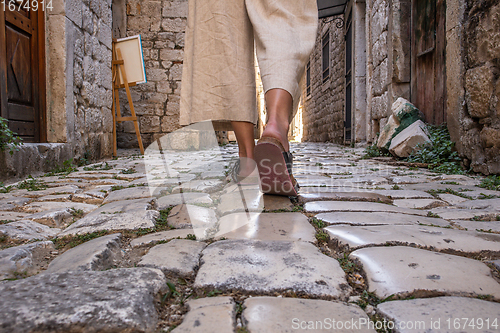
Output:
top-left (194, 239), bottom-right (351, 299)
top-left (350, 246), bottom-right (500, 300)
top-left (242, 297), bottom-right (376, 333)
top-left (377, 296), bottom-right (500, 333)
top-left (325, 224), bottom-right (500, 254)
top-left (0, 268), bottom-right (166, 332)
top-left (156, 192), bottom-right (213, 210)
top-left (298, 192), bottom-right (392, 204)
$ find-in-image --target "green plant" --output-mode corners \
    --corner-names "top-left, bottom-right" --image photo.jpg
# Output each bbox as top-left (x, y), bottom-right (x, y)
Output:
top-left (426, 211), bottom-right (440, 218)
top-left (356, 290), bottom-right (395, 310)
top-left (0, 117), bottom-right (23, 155)
top-left (69, 208), bottom-right (84, 218)
top-left (52, 230), bottom-right (109, 249)
top-left (406, 124), bottom-right (465, 174)
top-left (186, 234), bottom-right (196, 240)
top-left (479, 175), bottom-right (500, 191)
top-left (0, 220), bottom-right (12, 224)
top-left (77, 151), bottom-right (91, 167)
top-left (206, 289), bottom-right (222, 297)
top-left (84, 162), bottom-right (112, 171)
top-left (45, 159), bottom-right (78, 176)
top-left (0, 182), bottom-right (14, 193)
top-left (337, 253), bottom-right (356, 274)
top-left (17, 176), bottom-right (48, 191)
top-left (391, 184), bottom-right (401, 190)
top-left (362, 141), bottom-right (391, 159)
top-left (121, 168), bottom-right (136, 174)
top-left (315, 230), bottom-right (329, 243)
top-left (311, 217), bottom-right (326, 229)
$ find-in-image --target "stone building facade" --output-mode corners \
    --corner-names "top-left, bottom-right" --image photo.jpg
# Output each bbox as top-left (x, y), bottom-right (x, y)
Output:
top-left (302, 19), bottom-right (345, 143)
top-left (302, 0), bottom-right (500, 174)
top-left (116, 0), bottom-right (186, 148)
top-left (0, 0), bottom-right (113, 180)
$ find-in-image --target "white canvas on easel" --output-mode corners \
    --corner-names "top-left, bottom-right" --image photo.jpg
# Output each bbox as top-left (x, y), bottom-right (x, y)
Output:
top-left (114, 35), bottom-right (147, 85)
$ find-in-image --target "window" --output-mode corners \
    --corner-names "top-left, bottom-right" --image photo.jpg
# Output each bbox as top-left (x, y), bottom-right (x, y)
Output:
top-left (306, 61), bottom-right (311, 96)
top-left (322, 30), bottom-right (330, 83)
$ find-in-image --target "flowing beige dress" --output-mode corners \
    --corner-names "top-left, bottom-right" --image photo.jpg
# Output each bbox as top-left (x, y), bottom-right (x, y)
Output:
top-left (179, 0), bottom-right (318, 130)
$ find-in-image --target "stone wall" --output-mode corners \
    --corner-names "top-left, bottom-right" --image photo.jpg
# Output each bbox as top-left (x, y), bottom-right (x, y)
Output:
top-left (117, 0), bottom-right (186, 148)
top-left (302, 20), bottom-right (345, 143)
top-left (67, 0), bottom-right (114, 159)
top-left (455, 0), bottom-right (500, 174)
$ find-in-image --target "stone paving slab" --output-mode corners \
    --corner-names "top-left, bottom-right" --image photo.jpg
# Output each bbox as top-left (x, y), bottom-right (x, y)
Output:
top-left (138, 239), bottom-right (206, 277)
top-left (316, 212), bottom-right (450, 227)
top-left (46, 233), bottom-right (122, 274)
top-left (298, 192), bottom-right (392, 204)
top-left (242, 297), bottom-right (376, 333)
top-left (24, 208), bottom-right (74, 227)
top-left (36, 194), bottom-right (72, 202)
top-left (60, 199), bottom-right (159, 235)
top-left (214, 212), bottom-right (316, 242)
top-left (377, 296), bottom-right (500, 333)
top-left (167, 204), bottom-right (218, 230)
top-left (0, 268), bottom-right (166, 333)
top-left (430, 207), bottom-right (499, 220)
top-left (22, 201), bottom-right (98, 214)
top-left (392, 198), bottom-right (448, 209)
top-left (172, 297), bottom-right (235, 333)
top-left (437, 193), bottom-right (469, 205)
top-left (172, 179), bottom-right (225, 193)
top-left (71, 193), bottom-right (103, 204)
top-left (0, 211), bottom-right (29, 221)
top-left (102, 187), bottom-right (153, 204)
top-left (325, 224), bottom-right (500, 253)
top-left (455, 198), bottom-right (500, 210)
top-left (217, 189), bottom-right (264, 215)
top-left (0, 220), bottom-right (61, 240)
top-left (305, 201), bottom-right (428, 216)
top-left (20, 185), bottom-right (81, 198)
top-left (369, 190), bottom-right (435, 199)
top-left (452, 220), bottom-right (500, 233)
top-left (0, 241), bottom-right (54, 280)
top-left (130, 229), bottom-right (195, 247)
top-left (156, 193), bottom-right (213, 210)
top-left (0, 196), bottom-right (30, 209)
top-left (350, 246), bottom-right (500, 299)
top-left (195, 239), bottom-right (351, 299)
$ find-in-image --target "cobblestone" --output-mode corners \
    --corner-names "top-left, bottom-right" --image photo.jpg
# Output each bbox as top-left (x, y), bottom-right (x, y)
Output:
top-left (0, 143), bottom-right (499, 331)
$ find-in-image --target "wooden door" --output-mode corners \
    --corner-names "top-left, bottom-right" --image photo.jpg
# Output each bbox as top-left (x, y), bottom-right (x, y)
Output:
top-left (0, 3), bottom-right (46, 142)
top-left (411, 0), bottom-right (446, 125)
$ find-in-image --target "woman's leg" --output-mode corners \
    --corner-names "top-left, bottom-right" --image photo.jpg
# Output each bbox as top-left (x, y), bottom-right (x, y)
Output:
top-left (261, 88), bottom-right (293, 152)
top-left (231, 121), bottom-right (256, 176)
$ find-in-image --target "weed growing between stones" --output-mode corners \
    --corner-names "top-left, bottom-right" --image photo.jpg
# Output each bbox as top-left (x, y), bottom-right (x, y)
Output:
top-left (120, 168), bottom-right (136, 174)
top-left (310, 217), bottom-right (326, 229)
top-left (426, 211), bottom-right (440, 218)
top-left (44, 159), bottom-right (78, 176)
top-left (407, 124), bottom-right (465, 174)
top-left (83, 162), bottom-right (113, 171)
top-left (479, 175), bottom-right (500, 191)
top-left (362, 141), bottom-right (392, 159)
top-left (0, 182), bottom-right (14, 193)
top-left (427, 188), bottom-right (473, 200)
top-left (391, 184), bottom-right (401, 190)
top-left (52, 230), bottom-right (110, 250)
top-left (17, 176), bottom-right (48, 191)
top-left (315, 230), bottom-right (329, 243)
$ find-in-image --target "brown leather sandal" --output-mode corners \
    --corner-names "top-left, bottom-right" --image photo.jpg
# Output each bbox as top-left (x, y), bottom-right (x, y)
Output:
top-left (254, 137), bottom-right (299, 197)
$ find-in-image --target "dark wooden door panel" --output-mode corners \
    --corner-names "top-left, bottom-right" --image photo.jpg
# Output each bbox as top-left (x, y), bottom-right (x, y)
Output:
top-left (6, 26), bottom-right (33, 103)
top-left (0, 2), bottom-right (45, 142)
top-left (412, 0), bottom-right (446, 125)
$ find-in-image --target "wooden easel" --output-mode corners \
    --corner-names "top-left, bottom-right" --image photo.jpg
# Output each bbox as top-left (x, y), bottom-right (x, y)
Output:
top-left (111, 40), bottom-right (145, 156)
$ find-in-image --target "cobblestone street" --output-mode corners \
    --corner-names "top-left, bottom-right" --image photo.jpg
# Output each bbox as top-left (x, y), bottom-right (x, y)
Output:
top-left (1, 142), bottom-right (500, 332)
